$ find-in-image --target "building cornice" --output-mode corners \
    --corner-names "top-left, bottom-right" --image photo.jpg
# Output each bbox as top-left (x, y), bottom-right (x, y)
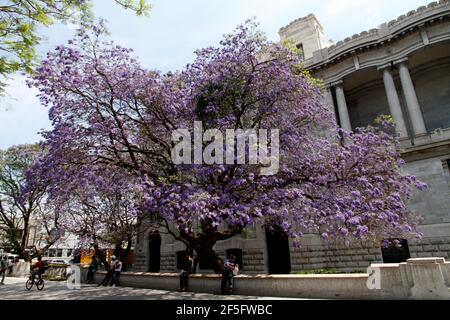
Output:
top-left (304, 0), bottom-right (450, 71)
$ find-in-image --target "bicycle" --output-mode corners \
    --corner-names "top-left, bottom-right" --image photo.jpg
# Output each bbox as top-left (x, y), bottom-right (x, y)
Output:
top-left (25, 274), bottom-right (45, 291)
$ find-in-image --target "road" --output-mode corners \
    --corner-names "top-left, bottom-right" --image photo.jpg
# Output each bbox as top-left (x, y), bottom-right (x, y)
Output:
top-left (0, 277), bottom-right (301, 300)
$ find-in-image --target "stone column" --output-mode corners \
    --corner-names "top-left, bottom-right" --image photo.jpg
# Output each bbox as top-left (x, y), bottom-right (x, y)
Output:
top-left (324, 85), bottom-right (337, 123)
top-left (379, 65), bottom-right (408, 138)
top-left (325, 86), bottom-right (334, 109)
top-left (334, 81), bottom-right (352, 131)
top-left (397, 60), bottom-right (427, 135)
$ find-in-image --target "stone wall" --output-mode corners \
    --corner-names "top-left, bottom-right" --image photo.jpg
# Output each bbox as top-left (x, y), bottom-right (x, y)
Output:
top-left (290, 243), bottom-right (382, 272)
top-left (410, 236), bottom-right (450, 259)
top-left (413, 59), bottom-right (450, 132)
top-left (11, 261), bottom-right (30, 277)
top-left (242, 248), bottom-right (266, 273)
top-left (289, 236), bottom-right (450, 272)
top-left (80, 257), bottom-right (450, 299)
top-left (347, 79), bottom-right (391, 129)
top-left (404, 156), bottom-right (450, 225)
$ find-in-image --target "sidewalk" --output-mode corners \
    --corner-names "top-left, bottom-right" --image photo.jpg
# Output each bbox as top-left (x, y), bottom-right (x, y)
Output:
top-left (0, 277), bottom-right (303, 300)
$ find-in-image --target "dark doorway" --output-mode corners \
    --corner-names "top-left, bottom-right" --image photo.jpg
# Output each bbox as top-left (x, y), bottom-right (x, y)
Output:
top-left (226, 248), bottom-right (243, 271)
top-left (381, 239), bottom-right (411, 263)
top-left (148, 231), bottom-right (161, 272)
top-left (265, 227), bottom-right (291, 274)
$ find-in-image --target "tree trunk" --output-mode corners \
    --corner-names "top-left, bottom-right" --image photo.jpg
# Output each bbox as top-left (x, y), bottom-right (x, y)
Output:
top-left (193, 242), bottom-right (224, 274)
top-left (120, 236), bottom-right (132, 271)
top-left (114, 242), bottom-right (121, 258)
top-left (93, 243), bottom-right (110, 271)
top-left (20, 219), bottom-right (30, 260)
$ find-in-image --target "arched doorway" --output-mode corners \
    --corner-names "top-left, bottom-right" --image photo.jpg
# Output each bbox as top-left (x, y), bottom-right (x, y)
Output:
top-left (148, 231), bottom-right (161, 272)
top-left (265, 227), bottom-right (291, 274)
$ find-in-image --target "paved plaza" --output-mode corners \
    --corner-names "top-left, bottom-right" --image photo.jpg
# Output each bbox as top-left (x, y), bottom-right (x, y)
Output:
top-left (0, 277), bottom-right (301, 300)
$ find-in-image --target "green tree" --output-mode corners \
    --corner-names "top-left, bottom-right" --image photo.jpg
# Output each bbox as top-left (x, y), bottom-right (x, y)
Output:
top-left (0, 0), bottom-right (151, 96)
top-left (0, 144), bottom-right (45, 257)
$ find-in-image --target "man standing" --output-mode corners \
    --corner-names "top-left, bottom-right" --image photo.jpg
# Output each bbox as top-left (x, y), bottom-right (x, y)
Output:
top-left (86, 255), bottom-right (99, 283)
top-left (221, 254), bottom-right (236, 294)
top-left (0, 255), bottom-right (8, 285)
top-left (109, 255), bottom-right (122, 287)
top-left (179, 253), bottom-right (194, 291)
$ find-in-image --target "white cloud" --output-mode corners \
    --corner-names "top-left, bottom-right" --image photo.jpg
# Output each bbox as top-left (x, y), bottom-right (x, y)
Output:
top-left (0, 74), bottom-right (51, 149)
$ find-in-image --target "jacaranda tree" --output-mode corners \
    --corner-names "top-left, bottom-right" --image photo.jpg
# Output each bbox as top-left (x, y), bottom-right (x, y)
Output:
top-left (30, 21), bottom-right (426, 273)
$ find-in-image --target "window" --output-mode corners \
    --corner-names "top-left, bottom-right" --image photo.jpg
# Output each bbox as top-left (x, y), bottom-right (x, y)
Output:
top-left (49, 249), bottom-right (56, 257)
top-left (381, 239), bottom-right (410, 263)
top-left (296, 43), bottom-right (304, 61)
top-left (56, 249), bottom-right (63, 257)
top-left (66, 249), bottom-right (73, 257)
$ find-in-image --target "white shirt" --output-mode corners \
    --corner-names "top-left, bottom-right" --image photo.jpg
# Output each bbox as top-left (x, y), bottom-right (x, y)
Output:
top-left (113, 260), bottom-right (122, 272)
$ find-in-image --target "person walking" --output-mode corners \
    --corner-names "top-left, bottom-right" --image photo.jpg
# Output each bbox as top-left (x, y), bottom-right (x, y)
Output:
top-left (179, 253), bottom-right (194, 291)
top-left (99, 256), bottom-right (113, 286)
top-left (86, 255), bottom-right (99, 283)
top-left (109, 255), bottom-right (122, 287)
top-left (0, 255), bottom-right (8, 285)
top-left (221, 254), bottom-right (236, 294)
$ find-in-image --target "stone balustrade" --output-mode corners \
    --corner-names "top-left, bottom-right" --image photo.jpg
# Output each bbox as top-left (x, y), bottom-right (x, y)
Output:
top-left (81, 257), bottom-right (450, 299)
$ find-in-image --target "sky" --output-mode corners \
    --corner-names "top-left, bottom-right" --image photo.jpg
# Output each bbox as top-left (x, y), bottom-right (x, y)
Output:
top-left (0, 0), bottom-right (433, 149)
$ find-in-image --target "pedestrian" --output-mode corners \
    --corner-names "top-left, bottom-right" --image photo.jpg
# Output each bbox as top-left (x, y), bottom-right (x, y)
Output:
top-left (99, 257), bottom-right (112, 286)
top-left (86, 255), bottom-right (99, 283)
top-left (109, 255), bottom-right (122, 287)
top-left (7, 257), bottom-right (13, 275)
top-left (179, 252), bottom-right (194, 291)
top-left (0, 255), bottom-right (8, 285)
top-left (221, 254), bottom-right (236, 294)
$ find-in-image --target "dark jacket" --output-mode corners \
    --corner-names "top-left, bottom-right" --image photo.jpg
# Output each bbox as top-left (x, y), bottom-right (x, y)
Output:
top-left (181, 258), bottom-right (194, 275)
top-left (89, 259), bottom-right (99, 271)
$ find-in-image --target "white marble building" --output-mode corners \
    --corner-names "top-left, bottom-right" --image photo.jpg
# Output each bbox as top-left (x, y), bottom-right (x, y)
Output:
top-left (134, 1), bottom-right (450, 274)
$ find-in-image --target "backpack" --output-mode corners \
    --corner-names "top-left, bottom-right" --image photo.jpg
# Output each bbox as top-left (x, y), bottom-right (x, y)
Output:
top-left (232, 263), bottom-right (239, 276)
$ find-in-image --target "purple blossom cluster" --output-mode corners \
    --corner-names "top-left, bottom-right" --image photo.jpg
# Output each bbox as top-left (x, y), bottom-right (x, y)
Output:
top-left (29, 20), bottom-right (426, 269)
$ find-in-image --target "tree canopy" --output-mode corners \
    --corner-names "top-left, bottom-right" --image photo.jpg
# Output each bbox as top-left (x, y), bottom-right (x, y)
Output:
top-left (30, 21), bottom-right (426, 272)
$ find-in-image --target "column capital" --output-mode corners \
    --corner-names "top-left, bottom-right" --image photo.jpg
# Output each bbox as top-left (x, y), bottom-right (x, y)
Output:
top-left (331, 80), bottom-right (344, 87)
top-left (377, 62), bottom-right (393, 71)
top-left (393, 57), bottom-right (409, 66)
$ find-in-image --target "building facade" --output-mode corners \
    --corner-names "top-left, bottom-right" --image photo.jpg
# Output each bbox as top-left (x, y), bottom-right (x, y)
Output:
top-left (134, 1), bottom-right (450, 274)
